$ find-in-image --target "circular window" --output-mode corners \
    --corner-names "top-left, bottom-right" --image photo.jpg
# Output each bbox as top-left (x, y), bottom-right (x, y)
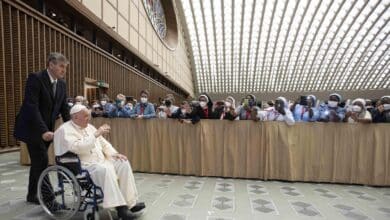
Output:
top-left (142, 0), bottom-right (178, 50)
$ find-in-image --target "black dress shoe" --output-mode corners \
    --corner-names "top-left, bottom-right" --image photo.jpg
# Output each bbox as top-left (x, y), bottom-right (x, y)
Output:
top-left (130, 202), bottom-right (146, 213)
top-left (26, 196), bottom-right (40, 205)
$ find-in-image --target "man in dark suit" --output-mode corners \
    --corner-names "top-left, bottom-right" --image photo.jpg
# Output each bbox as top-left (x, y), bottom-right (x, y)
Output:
top-left (14, 52), bottom-right (71, 204)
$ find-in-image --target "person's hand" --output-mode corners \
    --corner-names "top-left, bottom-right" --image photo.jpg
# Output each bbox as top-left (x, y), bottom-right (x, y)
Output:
top-left (136, 115), bottom-right (144, 119)
top-left (183, 119), bottom-right (192, 124)
top-left (42, 131), bottom-right (54, 142)
top-left (345, 111), bottom-right (352, 118)
top-left (378, 105), bottom-right (384, 113)
top-left (350, 112), bottom-right (358, 121)
top-left (95, 124), bottom-right (110, 137)
top-left (112, 153), bottom-right (128, 161)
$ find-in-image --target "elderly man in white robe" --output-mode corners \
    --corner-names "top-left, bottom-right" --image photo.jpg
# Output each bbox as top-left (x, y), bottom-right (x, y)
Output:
top-left (54, 104), bottom-right (145, 219)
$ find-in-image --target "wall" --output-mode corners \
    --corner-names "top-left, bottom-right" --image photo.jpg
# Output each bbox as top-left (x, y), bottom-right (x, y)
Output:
top-left (0, 0), bottom-right (186, 151)
top-left (78, 0), bottom-right (194, 97)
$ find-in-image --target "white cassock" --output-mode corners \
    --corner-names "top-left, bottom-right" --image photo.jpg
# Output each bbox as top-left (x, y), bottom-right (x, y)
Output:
top-left (53, 121), bottom-right (138, 208)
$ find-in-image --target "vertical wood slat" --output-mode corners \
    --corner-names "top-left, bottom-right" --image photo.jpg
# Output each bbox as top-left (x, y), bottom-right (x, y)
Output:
top-left (0, 0), bottom-right (185, 150)
top-left (0, 0), bottom-right (7, 147)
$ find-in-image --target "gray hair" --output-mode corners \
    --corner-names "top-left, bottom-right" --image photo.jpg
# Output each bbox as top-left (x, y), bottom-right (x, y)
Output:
top-left (47, 52), bottom-right (69, 66)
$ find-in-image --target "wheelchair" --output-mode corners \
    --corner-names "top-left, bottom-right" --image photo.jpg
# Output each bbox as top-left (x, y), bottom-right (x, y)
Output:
top-left (37, 152), bottom-right (104, 220)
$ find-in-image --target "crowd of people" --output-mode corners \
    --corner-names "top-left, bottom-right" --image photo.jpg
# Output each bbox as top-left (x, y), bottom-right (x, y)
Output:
top-left (67, 90), bottom-right (390, 125)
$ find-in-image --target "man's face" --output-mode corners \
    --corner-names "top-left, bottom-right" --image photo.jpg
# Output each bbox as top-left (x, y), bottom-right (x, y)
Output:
top-left (48, 61), bottom-right (67, 79)
top-left (73, 110), bottom-right (90, 128)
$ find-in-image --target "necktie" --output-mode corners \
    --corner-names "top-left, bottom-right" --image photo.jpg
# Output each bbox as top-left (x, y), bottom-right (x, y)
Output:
top-left (52, 81), bottom-right (57, 96)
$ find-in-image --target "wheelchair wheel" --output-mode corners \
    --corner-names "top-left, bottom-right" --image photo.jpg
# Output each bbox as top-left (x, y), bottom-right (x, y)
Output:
top-left (37, 165), bottom-right (81, 220)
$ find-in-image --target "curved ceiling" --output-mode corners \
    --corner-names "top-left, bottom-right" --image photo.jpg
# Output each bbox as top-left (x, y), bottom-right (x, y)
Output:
top-left (180, 0), bottom-right (390, 94)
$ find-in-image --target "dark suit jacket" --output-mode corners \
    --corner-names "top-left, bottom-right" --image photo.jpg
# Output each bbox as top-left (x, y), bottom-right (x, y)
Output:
top-left (14, 70), bottom-right (70, 144)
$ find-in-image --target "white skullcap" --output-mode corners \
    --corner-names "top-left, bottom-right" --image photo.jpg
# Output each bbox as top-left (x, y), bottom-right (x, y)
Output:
top-left (70, 104), bottom-right (88, 115)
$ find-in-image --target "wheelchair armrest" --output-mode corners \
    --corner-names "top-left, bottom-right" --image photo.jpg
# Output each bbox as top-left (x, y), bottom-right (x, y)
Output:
top-left (55, 151), bottom-right (82, 175)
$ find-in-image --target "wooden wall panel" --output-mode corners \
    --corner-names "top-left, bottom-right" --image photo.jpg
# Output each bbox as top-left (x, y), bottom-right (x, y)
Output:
top-left (0, 0), bottom-right (185, 151)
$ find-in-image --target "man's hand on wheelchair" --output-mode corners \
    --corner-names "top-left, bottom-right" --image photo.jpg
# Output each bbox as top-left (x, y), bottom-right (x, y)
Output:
top-left (94, 124), bottom-right (111, 137)
top-left (112, 153), bottom-right (128, 161)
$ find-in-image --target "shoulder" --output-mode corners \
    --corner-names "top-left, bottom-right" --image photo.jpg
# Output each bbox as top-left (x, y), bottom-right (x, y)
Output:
top-left (55, 121), bottom-right (72, 134)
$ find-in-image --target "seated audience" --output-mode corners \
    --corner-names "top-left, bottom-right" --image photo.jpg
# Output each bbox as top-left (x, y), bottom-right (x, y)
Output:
top-left (291, 95), bottom-right (319, 122)
top-left (192, 93), bottom-right (216, 120)
top-left (219, 96), bottom-right (238, 120)
top-left (53, 104), bottom-right (145, 219)
top-left (157, 94), bottom-right (179, 119)
top-left (130, 90), bottom-right (156, 119)
top-left (259, 97), bottom-right (295, 125)
top-left (100, 97), bottom-right (116, 118)
top-left (111, 94), bottom-right (132, 118)
top-left (171, 101), bottom-right (198, 124)
top-left (318, 93), bottom-right (345, 122)
top-left (235, 94), bottom-right (260, 121)
top-left (365, 99), bottom-right (375, 115)
top-left (372, 96), bottom-right (390, 123)
top-left (91, 99), bottom-right (104, 118)
top-left (67, 97), bottom-right (74, 108)
top-left (344, 98), bottom-right (372, 123)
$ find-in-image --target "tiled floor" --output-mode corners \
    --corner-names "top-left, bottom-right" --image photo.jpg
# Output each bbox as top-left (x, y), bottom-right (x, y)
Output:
top-left (0, 152), bottom-right (389, 220)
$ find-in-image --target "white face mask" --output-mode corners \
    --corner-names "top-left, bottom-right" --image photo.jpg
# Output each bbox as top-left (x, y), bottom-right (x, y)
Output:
top-left (68, 103), bottom-right (74, 107)
top-left (100, 101), bottom-right (107, 106)
top-left (199, 101), bottom-right (207, 108)
top-left (225, 101), bottom-right (232, 108)
top-left (75, 101), bottom-right (82, 105)
top-left (92, 104), bottom-right (100, 108)
top-left (352, 105), bottom-right (362, 112)
top-left (140, 97), bottom-right (148, 103)
top-left (181, 109), bottom-right (187, 114)
top-left (328, 100), bottom-right (338, 108)
top-left (384, 104), bottom-right (390, 111)
top-left (127, 104), bottom-right (133, 109)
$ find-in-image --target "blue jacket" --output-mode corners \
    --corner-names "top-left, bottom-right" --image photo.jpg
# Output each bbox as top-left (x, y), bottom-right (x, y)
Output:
top-left (292, 104), bottom-right (319, 122)
top-left (109, 105), bottom-right (132, 118)
top-left (318, 103), bottom-right (345, 122)
top-left (130, 103), bottom-right (156, 119)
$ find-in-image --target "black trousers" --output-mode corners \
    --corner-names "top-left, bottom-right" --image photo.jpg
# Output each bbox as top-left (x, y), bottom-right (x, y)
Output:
top-left (26, 140), bottom-right (50, 199)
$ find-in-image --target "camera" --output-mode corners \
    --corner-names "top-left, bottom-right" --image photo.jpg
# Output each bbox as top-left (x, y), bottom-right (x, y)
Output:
top-left (299, 96), bottom-right (308, 106)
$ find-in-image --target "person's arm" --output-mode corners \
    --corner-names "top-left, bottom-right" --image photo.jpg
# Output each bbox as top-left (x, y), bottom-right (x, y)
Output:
top-left (54, 126), bottom-right (96, 155)
top-left (283, 110), bottom-right (295, 125)
top-left (309, 108), bottom-right (320, 122)
top-left (99, 136), bottom-right (118, 157)
top-left (24, 73), bottom-right (49, 135)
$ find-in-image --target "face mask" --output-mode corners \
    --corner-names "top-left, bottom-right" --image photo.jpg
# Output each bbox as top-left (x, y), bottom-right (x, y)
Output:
top-left (199, 101), bottom-right (207, 108)
top-left (92, 104), bottom-right (100, 108)
top-left (100, 101), bottom-right (107, 106)
top-left (181, 109), bottom-right (187, 114)
top-left (352, 105), bottom-right (362, 112)
top-left (127, 104), bottom-right (133, 109)
top-left (382, 104), bottom-right (390, 111)
top-left (75, 101), bottom-right (82, 105)
top-left (68, 103), bottom-right (73, 107)
top-left (140, 97), bottom-right (148, 103)
top-left (225, 102), bottom-right (232, 108)
top-left (328, 101), bottom-right (338, 108)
